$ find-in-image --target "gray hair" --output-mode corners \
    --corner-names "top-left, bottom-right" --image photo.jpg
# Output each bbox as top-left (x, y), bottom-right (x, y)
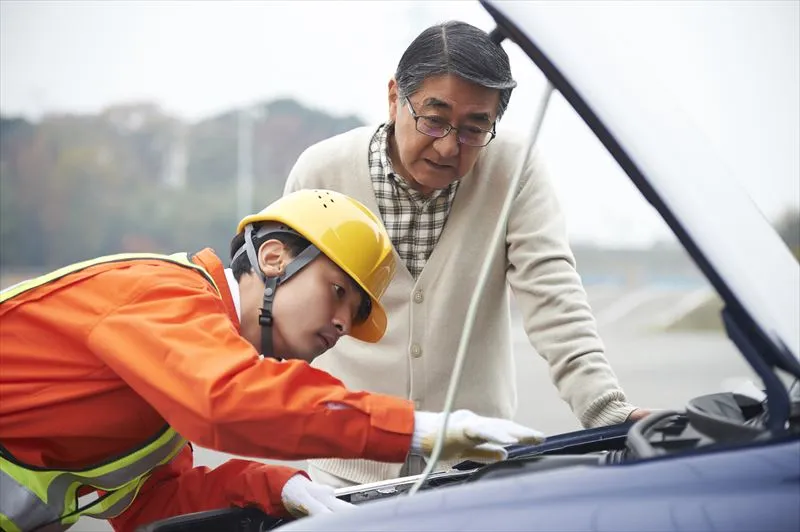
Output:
top-left (395, 21), bottom-right (517, 119)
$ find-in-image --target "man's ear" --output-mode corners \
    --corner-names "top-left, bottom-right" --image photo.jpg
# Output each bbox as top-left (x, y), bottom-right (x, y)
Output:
top-left (257, 239), bottom-right (287, 278)
top-left (388, 77), bottom-right (399, 123)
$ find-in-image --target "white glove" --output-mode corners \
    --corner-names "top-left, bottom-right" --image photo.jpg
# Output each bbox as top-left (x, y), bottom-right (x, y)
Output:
top-left (280, 474), bottom-right (355, 518)
top-left (411, 409), bottom-right (545, 463)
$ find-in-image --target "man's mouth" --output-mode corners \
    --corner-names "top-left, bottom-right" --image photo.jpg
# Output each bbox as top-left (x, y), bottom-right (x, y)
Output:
top-left (318, 333), bottom-right (334, 349)
top-left (424, 159), bottom-right (453, 171)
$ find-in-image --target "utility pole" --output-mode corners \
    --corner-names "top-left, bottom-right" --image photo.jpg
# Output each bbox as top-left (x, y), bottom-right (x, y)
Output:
top-left (236, 108), bottom-right (255, 220)
top-left (237, 105), bottom-right (269, 219)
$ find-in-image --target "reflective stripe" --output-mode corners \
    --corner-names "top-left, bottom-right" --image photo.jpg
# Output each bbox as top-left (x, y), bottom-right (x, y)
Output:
top-left (53, 427), bottom-right (186, 490)
top-left (0, 469), bottom-right (62, 531)
top-left (0, 513), bottom-right (66, 532)
top-left (0, 251), bottom-right (219, 304)
top-left (87, 482), bottom-right (140, 519)
top-left (0, 432), bottom-right (186, 530)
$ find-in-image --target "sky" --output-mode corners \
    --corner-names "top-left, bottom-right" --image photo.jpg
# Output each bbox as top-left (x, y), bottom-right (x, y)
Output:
top-left (1, 0), bottom-right (798, 247)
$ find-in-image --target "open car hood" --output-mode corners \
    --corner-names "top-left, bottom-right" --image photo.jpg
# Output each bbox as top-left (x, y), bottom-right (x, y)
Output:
top-left (481, 1), bottom-right (799, 375)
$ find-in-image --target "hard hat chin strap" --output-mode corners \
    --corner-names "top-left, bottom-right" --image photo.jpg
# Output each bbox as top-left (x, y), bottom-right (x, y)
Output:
top-left (239, 223), bottom-right (321, 359)
top-left (258, 275), bottom-right (278, 359)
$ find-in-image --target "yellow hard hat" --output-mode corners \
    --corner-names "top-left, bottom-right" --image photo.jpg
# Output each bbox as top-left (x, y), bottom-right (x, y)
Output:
top-left (236, 189), bottom-right (396, 343)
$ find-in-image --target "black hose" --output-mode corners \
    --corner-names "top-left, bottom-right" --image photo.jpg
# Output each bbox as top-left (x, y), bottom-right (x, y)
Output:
top-left (626, 410), bottom-right (682, 459)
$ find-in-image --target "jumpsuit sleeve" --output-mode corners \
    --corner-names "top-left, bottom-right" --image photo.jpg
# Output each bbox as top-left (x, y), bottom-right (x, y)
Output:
top-left (86, 271), bottom-right (414, 462)
top-left (108, 444), bottom-right (303, 532)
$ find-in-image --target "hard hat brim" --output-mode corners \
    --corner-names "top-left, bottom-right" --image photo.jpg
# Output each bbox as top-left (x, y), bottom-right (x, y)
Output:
top-left (350, 297), bottom-right (388, 343)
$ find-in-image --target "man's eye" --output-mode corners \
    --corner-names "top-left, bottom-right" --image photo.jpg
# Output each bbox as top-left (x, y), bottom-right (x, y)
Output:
top-left (426, 116), bottom-right (448, 126)
top-left (332, 284), bottom-right (345, 298)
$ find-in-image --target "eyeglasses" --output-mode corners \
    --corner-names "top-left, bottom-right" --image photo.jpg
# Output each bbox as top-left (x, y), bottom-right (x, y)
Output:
top-left (405, 98), bottom-right (496, 148)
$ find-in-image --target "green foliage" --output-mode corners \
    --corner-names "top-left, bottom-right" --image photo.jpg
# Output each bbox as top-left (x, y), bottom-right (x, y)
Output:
top-left (0, 100), bottom-right (364, 268)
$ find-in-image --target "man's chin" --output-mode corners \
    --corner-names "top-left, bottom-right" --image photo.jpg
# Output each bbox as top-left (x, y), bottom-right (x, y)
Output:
top-left (279, 355), bottom-right (308, 364)
top-left (411, 169), bottom-right (459, 192)
top-left (284, 348), bottom-right (324, 364)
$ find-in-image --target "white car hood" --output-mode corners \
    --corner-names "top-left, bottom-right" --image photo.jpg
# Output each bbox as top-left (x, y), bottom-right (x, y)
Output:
top-left (482, 0), bottom-right (799, 369)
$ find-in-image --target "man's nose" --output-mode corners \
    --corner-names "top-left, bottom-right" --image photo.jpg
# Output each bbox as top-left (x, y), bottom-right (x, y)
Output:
top-left (433, 129), bottom-right (460, 159)
top-left (333, 310), bottom-right (351, 337)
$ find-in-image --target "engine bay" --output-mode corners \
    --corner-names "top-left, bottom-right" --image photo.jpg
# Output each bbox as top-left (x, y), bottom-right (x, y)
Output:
top-left (137, 385), bottom-right (799, 532)
top-left (335, 388), bottom-right (792, 505)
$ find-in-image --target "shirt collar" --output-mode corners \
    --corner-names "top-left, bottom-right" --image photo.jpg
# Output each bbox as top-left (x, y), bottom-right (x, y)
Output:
top-left (377, 124), bottom-right (399, 179)
top-left (223, 268), bottom-right (242, 323)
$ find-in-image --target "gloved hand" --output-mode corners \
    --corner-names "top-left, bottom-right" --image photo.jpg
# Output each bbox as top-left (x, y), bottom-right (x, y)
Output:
top-left (411, 409), bottom-right (545, 463)
top-left (280, 473), bottom-right (355, 518)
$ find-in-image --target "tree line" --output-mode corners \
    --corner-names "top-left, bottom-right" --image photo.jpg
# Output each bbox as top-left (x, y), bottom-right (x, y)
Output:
top-left (0, 99), bottom-right (363, 269)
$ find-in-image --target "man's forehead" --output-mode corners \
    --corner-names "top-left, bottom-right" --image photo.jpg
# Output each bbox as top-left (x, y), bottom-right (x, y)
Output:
top-left (417, 95), bottom-right (495, 122)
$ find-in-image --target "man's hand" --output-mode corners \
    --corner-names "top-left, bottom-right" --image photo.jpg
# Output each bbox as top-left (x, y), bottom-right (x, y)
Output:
top-left (280, 474), bottom-right (355, 518)
top-left (411, 410), bottom-right (545, 463)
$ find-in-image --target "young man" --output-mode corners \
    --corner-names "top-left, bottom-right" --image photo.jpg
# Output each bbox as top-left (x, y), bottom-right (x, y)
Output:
top-left (284, 22), bottom-right (650, 488)
top-left (0, 189), bottom-right (543, 532)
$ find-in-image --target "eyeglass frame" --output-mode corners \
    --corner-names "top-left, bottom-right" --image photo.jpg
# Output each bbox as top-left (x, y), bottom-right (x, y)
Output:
top-left (404, 98), bottom-right (497, 148)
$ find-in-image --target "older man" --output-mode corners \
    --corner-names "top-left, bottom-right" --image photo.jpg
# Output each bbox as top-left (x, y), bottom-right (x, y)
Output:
top-left (284, 20), bottom-right (647, 488)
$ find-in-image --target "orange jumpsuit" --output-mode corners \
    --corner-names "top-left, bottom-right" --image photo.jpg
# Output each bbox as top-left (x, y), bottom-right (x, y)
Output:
top-left (0, 248), bottom-right (414, 531)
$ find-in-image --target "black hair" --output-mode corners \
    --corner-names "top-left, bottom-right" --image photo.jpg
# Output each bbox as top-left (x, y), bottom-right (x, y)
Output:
top-left (229, 224), bottom-right (310, 282)
top-left (395, 20), bottom-right (517, 119)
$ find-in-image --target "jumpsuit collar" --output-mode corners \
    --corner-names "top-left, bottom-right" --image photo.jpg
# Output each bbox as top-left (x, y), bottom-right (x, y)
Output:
top-left (189, 248), bottom-right (241, 331)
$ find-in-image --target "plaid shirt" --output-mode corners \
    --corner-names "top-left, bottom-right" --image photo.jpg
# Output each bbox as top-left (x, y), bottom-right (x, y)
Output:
top-left (369, 124), bottom-right (459, 279)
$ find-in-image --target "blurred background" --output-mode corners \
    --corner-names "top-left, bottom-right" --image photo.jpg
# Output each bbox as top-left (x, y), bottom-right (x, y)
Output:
top-left (1, 1), bottom-right (798, 530)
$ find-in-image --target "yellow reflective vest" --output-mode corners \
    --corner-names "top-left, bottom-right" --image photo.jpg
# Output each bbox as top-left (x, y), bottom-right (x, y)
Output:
top-left (0, 252), bottom-right (219, 532)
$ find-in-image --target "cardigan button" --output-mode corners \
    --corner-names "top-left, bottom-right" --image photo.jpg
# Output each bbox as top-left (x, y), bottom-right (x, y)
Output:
top-left (410, 344), bottom-right (423, 358)
top-left (413, 290), bottom-right (424, 304)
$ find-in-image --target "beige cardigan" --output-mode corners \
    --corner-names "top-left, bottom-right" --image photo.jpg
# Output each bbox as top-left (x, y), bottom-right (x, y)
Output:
top-left (284, 126), bottom-right (634, 484)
